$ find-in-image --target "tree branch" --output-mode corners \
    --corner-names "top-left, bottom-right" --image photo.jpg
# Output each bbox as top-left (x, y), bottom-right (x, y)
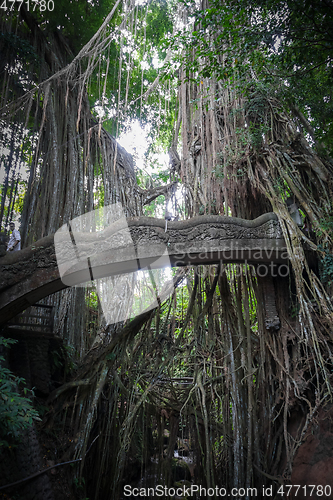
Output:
top-left (288, 102), bottom-right (326, 154)
top-left (140, 181), bottom-right (178, 206)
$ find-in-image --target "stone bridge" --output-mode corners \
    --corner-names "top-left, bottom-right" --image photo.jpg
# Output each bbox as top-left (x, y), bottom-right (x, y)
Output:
top-left (0, 213), bottom-right (287, 325)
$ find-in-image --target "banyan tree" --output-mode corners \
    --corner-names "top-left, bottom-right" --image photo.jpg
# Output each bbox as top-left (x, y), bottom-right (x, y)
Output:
top-left (0, 0), bottom-right (333, 499)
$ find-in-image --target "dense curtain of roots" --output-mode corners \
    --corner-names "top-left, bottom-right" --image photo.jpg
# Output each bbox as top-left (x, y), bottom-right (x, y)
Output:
top-left (0, 5), bottom-right (173, 356)
top-left (1, 3), bottom-right (333, 499)
top-left (170, 5), bottom-right (333, 490)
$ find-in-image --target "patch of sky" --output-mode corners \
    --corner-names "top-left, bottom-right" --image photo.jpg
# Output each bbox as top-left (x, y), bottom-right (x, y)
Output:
top-left (118, 119), bottom-right (185, 220)
top-left (118, 119), bottom-right (169, 175)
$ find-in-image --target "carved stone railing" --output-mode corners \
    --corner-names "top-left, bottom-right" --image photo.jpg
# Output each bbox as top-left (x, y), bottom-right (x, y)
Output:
top-left (0, 213), bottom-right (287, 324)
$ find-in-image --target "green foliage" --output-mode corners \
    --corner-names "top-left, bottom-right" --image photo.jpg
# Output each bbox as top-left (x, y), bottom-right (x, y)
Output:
top-left (0, 337), bottom-right (40, 448)
top-left (250, 0), bottom-right (333, 154)
top-left (143, 194), bottom-right (165, 217)
top-left (42, 0), bottom-right (115, 54)
top-left (0, 32), bottom-right (38, 63)
top-left (243, 82), bottom-right (276, 147)
top-left (73, 476), bottom-right (85, 490)
top-left (12, 181), bottom-right (26, 215)
top-left (86, 287), bottom-right (99, 310)
top-left (316, 217), bottom-right (333, 285)
top-left (89, 0), bottom-right (175, 139)
top-left (73, 476), bottom-right (89, 499)
top-left (145, 0), bottom-right (173, 56)
top-left (320, 251), bottom-right (333, 286)
top-left (319, 215), bottom-right (333, 234)
top-left (174, 0), bottom-right (333, 155)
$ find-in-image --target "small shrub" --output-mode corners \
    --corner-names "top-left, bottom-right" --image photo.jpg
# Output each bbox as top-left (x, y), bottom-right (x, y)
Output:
top-left (0, 337), bottom-right (40, 448)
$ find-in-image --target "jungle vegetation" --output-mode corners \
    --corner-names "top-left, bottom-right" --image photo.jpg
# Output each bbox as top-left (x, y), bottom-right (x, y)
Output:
top-left (0, 0), bottom-right (333, 498)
